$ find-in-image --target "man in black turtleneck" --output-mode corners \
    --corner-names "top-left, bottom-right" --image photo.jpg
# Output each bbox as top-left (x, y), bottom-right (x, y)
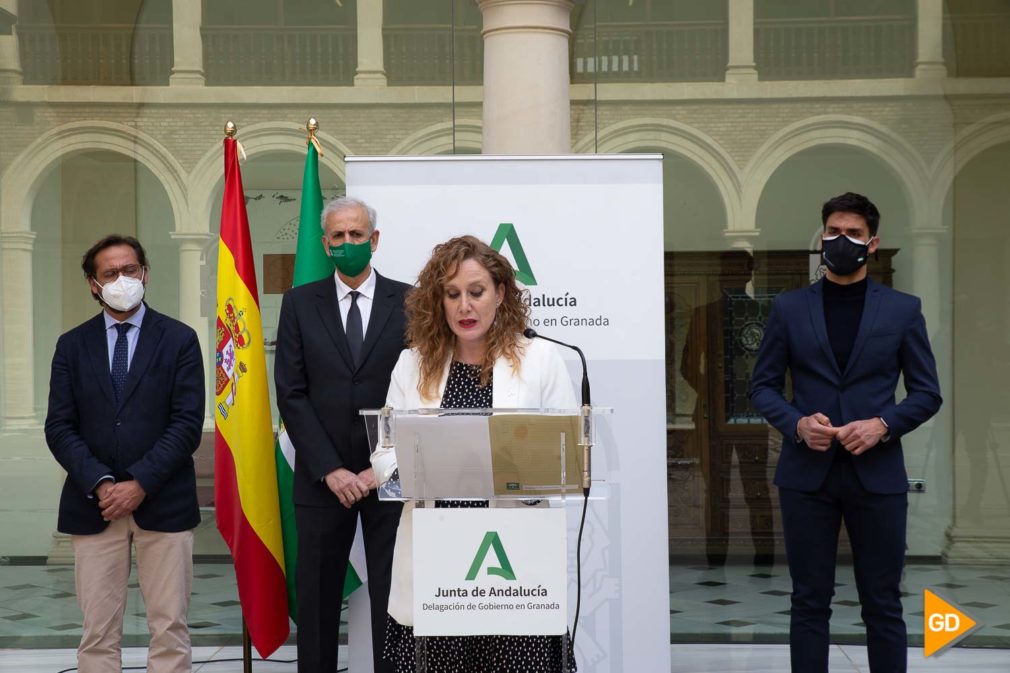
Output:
top-left (751, 192), bottom-right (942, 673)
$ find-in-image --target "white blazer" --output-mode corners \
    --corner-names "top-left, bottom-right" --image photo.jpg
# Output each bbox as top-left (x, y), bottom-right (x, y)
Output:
top-left (371, 336), bottom-right (578, 626)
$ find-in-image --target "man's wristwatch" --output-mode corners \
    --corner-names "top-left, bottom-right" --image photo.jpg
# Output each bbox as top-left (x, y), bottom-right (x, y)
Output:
top-left (878, 416), bottom-right (890, 442)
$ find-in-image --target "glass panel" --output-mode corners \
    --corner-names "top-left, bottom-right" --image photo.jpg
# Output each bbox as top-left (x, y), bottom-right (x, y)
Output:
top-left (944, 0), bottom-right (1010, 77)
top-left (18, 0), bottom-right (173, 85)
top-left (2, 0), bottom-right (1010, 664)
top-left (202, 1), bottom-right (357, 86)
top-left (572, 0), bottom-right (727, 83)
top-left (755, 0), bottom-right (916, 79)
top-left (0, 0), bottom-right (470, 656)
top-left (385, 0), bottom-right (482, 86)
top-left (721, 286), bottom-right (779, 425)
top-left (572, 0), bottom-right (1009, 655)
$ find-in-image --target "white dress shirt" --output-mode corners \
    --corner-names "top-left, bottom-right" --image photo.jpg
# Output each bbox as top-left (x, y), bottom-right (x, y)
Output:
top-left (334, 267), bottom-right (376, 338)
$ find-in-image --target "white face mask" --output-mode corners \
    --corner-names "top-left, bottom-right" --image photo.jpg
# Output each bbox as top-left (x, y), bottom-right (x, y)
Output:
top-left (95, 271), bottom-right (146, 312)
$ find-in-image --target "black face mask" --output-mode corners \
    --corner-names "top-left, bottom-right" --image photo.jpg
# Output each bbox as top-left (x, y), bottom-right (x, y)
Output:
top-left (821, 235), bottom-right (871, 277)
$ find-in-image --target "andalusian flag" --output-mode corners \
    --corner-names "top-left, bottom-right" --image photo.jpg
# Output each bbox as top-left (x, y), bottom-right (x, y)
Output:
top-left (215, 134), bottom-right (289, 657)
top-left (275, 140), bottom-right (365, 623)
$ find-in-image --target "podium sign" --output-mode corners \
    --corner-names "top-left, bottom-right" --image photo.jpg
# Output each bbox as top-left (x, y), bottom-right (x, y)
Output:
top-left (413, 508), bottom-right (567, 637)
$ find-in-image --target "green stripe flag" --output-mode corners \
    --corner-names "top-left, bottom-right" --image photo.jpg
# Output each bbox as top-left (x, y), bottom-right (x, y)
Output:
top-left (275, 141), bottom-right (363, 622)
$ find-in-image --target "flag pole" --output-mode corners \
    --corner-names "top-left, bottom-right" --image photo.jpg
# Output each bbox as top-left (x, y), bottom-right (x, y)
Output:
top-left (219, 116), bottom-right (292, 664)
top-left (226, 120), bottom-right (254, 673)
top-left (242, 617), bottom-right (252, 673)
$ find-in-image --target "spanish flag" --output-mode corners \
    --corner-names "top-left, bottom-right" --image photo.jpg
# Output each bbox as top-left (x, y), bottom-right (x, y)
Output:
top-left (215, 133), bottom-right (289, 657)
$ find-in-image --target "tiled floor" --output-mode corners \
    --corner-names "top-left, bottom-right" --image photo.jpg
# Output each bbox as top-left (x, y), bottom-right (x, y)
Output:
top-left (1, 560), bottom-right (1008, 653)
top-left (0, 644), bottom-right (1008, 672)
top-left (669, 562), bottom-right (1010, 647)
top-left (0, 563), bottom-right (339, 649)
top-left (0, 645), bottom-right (307, 672)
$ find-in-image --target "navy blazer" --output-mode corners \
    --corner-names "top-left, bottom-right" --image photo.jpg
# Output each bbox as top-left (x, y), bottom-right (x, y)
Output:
top-left (750, 278), bottom-right (942, 495)
top-left (274, 272), bottom-right (410, 507)
top-left (45, 306), bottom-right (205, 535)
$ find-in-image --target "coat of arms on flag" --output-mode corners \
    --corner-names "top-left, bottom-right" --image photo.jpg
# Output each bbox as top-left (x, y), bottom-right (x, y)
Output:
top-left (215, 298), bottom-right (252, 420)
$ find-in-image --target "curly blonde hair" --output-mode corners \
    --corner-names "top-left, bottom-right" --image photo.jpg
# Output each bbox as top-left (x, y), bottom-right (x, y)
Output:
top-left (406, 235), bottom-right (530, 400)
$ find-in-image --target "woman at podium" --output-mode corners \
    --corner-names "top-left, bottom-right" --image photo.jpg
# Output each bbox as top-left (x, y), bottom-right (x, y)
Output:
top-left (371, 235), bottom-right (578, 672)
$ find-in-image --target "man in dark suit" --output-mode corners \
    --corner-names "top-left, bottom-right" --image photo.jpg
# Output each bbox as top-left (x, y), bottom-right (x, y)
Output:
top-left (751, 192), bottom-right (942, 673)
top-left (45, 234), bottom-right (205, 673)
top-left (275, 197), bottom-right (409, 673)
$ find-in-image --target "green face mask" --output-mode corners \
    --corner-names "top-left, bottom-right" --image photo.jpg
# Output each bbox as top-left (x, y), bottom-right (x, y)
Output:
top-left (328, 240), bottom-right (372, 277)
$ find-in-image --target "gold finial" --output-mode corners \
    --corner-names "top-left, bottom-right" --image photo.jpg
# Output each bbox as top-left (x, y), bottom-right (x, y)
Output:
top-left (224, 121), bottom-right (237, 138)
top-left (306, 117), bottom-right (324, 156)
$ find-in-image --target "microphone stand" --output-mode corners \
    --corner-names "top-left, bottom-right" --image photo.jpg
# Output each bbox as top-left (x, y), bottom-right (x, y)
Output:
top-left (523, 328), bottom-right (593, 647)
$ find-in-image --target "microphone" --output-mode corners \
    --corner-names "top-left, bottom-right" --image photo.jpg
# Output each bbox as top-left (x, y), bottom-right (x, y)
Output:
top-left (523, 327), bottom-right (590, 406)
top-left (525, 326), bottom-right (595, 648)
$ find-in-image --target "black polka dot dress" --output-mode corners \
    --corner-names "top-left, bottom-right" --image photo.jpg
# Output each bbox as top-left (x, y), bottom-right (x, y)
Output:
top-left (383, 360), bottom-right (577, 673)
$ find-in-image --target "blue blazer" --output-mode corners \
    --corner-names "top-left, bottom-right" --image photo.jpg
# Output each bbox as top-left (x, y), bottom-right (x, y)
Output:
top-left (45, 306), bottom-right (205, 535)
top-left (750, 278), bottom-right (942, 495)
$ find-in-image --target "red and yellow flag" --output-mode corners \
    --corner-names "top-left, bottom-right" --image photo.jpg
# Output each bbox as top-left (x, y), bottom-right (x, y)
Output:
top-left (214, 135), bottom-right (289, 657)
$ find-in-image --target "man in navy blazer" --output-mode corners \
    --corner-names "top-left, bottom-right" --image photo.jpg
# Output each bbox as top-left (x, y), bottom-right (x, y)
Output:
top-left (45, 235), bottom-right (205, 673)
top-left (751, 193), bottom-right (941, 673)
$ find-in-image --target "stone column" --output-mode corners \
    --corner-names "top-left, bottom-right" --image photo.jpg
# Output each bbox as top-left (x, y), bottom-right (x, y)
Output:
top-left (0, 0), bottom-right (23, 86)
top-left (172, 232), bottom-right (210, 335)
top-left (171, 232), bottom-right (213, 420)
top-left (724, 230), bottom-right (759, 252)
top-left (0, 230), bottom-right (37, 429)
top-left (910, 227), bottom-right (945, 331)
top-left (170, 0), bottom-right (204, 86)
top-left (479, 0), bottom-right (575, 154)
top-left (354, 0), bottom-right (386, 86)
top-left (725, 0), bottom-right (758, 83)
top-left (915, 0), bottom-right (947, 78)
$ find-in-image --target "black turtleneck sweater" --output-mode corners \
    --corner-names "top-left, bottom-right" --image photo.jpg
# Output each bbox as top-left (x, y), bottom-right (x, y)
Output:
top-left (823, 277), bottom-right (867, 373)
top-left (823, 277), bottom-right (867, 461)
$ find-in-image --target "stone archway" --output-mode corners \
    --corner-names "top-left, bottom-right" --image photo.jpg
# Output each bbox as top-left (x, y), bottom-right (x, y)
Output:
top-left (576, 118), bottom-right (742, 240)
top-left (389, 120), bottom-right (483, 155)
top-left (930, 110), bottom-right (1010, 211)
top-left (1, 121), bottom-right (188, 236)
top-left (742, 115), bottom-right (930, 231)
top-left (0, 121), bottom-right (188, 428)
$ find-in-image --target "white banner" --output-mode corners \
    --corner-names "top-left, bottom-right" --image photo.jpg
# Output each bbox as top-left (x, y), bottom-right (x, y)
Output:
top-left (413, 508), bottom-right (567, 636)
top-left (347, 155), bottom-right (670, 673)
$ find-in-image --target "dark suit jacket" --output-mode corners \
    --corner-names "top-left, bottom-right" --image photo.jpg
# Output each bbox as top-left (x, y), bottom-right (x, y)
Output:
top-left (274, 272), bottom-right (410, 507)
top-left (750, 278), bottom-right (942, 494)
top-left (44, 306), bottom-right (205, 535)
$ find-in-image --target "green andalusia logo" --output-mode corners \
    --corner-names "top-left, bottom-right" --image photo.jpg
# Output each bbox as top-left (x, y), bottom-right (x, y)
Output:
top-left (490, 223), bottom-right (537, 286)
top-left (465, 531), bottom-right (517, 581)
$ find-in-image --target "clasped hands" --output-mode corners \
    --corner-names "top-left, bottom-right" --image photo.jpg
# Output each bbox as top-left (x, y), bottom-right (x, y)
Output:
top-left (325, 467), bottom-right (377, 509)
top-left (796, 413), bottom-right (887, 456)
top-left (95, 480), bottom-right (146, 522)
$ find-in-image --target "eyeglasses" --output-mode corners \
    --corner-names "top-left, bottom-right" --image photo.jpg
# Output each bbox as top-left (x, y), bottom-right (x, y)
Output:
top-left (95, 264), bottom-right (144, 283)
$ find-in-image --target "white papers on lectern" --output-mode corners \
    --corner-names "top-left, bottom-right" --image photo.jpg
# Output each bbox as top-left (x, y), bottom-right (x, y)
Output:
top-left (394, 414), bottom-right (494, 499)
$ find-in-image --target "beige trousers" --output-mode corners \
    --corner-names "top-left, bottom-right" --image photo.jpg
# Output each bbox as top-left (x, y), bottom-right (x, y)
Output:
top-left (72, 516), bottom-right (194, 673)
